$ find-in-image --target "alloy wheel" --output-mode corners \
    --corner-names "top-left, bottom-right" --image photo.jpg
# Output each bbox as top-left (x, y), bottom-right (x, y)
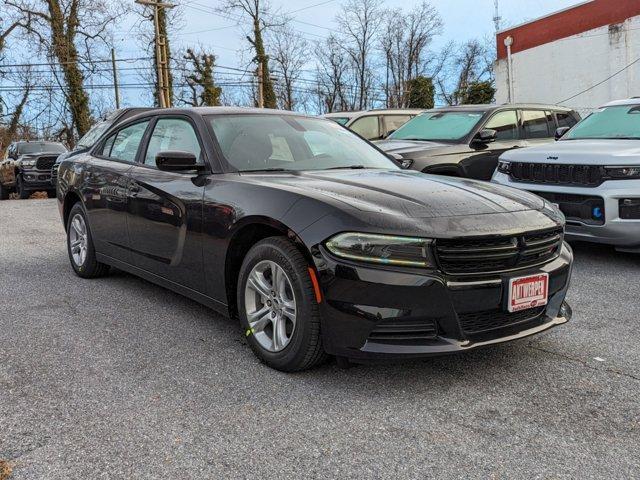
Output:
top-left (244, 260), bottom-right (297, 352)
top-left (69, 213), bottom-right (88, 267)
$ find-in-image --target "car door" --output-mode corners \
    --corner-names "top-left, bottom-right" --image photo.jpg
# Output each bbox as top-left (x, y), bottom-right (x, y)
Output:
top-left (83, 120), bottom-right (151, 264)
top-left (125, 115), bottom-right (207, 292)
top-left (462, 109), bottom-right (525, 180)
top-left (522, 109), bottom-right (556, 148)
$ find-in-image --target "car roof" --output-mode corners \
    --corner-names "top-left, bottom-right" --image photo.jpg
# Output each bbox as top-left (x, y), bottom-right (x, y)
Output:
top-left (323, 109), bottom-right (425, 119)
top-left (600, 98), bottom-right (640, 107)
top-left (427, 103), bottom-right (574, 113)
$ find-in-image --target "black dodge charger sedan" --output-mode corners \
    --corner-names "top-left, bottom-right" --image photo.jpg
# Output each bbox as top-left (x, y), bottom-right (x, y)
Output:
top-left (57, 108), bottom-right (573, 371)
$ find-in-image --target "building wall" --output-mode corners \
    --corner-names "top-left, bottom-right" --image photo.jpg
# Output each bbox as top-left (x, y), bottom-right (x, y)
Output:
top-left (495, 15), bottom-right (640, 116)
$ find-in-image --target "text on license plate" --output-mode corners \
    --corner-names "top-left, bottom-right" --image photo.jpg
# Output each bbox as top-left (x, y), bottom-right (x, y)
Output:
top-left (508, 273), bottom-right (549, 312)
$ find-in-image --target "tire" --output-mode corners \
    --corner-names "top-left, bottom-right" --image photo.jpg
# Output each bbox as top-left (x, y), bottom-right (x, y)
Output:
top-left (16, 175), bottom-right (30, 199)
top-left (66, 202), bottom-right (110, 278)
top-left (0, 183), bottom-right (9, 200)
top-left (47, 190), bottom-right (57, 199)
top-left (237, 237), bottom-right (326, 372)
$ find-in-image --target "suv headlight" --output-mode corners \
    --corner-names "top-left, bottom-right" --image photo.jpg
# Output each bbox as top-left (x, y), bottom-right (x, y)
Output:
top-left (605, 166), bottom-right (640, 179)
top-left (21, 159), bottom-right (36, 168)
top-left (325, 232), bottom-right (432, 267)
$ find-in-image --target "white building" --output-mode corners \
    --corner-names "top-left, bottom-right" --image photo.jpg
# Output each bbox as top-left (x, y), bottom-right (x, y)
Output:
top-left (495, 0), bottom-right (640, 116)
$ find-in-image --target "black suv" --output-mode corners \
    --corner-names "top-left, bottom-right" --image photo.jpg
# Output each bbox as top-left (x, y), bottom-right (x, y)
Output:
top-left (0, 141), bottom-right (68, 199)
top-left (376, 104), bottom-right (581, 180)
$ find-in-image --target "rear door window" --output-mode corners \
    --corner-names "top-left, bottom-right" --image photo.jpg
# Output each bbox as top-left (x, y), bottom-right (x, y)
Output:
top-left (350, 116), bottom-right (381, 140)
top-left (483, 110), bottom-right (518, 140)
top-left (556, 111), bottom-right (578, 129)
top-left (522, 110), bottom-right (551, 139)
top-left (383, 115), bottom-right (412, 137)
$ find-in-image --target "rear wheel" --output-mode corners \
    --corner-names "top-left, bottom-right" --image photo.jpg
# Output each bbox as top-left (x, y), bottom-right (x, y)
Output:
top-left (47, 190), bottom-right (56, 199)
top-left (237, 237), bottom-right (326, 372)
top-left (16, 175), bottom-right (30, 199)
top-left (66, 203), bottom-right (110, 278)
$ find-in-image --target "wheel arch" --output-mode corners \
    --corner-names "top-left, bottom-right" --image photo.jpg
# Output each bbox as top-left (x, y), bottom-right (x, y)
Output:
top-left (224, 217), bottom-right (313, 318)
top-left (62, 190), bottom-right (83, 227)
top-left (421, 164), bottom-right (463, 177)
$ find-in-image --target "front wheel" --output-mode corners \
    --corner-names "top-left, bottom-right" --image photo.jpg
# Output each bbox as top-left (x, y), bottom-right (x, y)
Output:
top-left (66, 203), bottom-right (110, 278)
top-left (237, 237), bottom-right (326, 372)
top-left (0, 182), bottom-right (9, 200)
top-left (16, 175), bottom-right (30, 199)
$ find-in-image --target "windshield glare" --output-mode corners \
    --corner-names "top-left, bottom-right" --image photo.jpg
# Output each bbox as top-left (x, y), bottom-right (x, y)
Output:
top-left (389, 111), bottom-right (484, 141)
top-left (208, 114), bottom-right (397, 172)
top-left (18, 142), bottom-right (67, 154)
top-left (564, 105), bottom-right (640, 140)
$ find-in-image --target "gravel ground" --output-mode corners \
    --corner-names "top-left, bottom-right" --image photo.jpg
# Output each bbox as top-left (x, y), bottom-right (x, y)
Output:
top-left (1, 199), bottom-right (639, 479)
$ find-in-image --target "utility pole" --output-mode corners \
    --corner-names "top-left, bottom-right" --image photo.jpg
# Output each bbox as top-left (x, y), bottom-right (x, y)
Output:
top-left (256, 62), bottom-right (264, 108)
top-left (493, 0), bottom-right (502, 33)
top-left (111, 48), bottom-right (121, 109)
top-left (136, 0), bottom-right (175, 108)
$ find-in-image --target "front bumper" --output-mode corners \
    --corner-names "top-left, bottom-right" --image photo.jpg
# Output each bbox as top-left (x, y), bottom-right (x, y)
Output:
top-left (21, 169), bottom-right (54, 190)
top-left (314, 242), bottom-right (573, 360)
top-left (492, 172), bottom-right (640, 249)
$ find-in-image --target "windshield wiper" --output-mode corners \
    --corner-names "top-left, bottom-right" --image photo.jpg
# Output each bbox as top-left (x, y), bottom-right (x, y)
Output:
top-left (239, 168), bottom-right (290, 173)
top-left (324, 165), bottom-right (367, 170)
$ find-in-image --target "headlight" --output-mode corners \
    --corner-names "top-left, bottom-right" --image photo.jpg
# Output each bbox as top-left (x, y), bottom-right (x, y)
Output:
top-left (605, 166), bottom-right (640, 179)
top-left (21, 160), bottom-right (36, 168)
top-left (325, 232), bottom-right (432, 267)
top-left (497, 160), bottom-right (511, 174)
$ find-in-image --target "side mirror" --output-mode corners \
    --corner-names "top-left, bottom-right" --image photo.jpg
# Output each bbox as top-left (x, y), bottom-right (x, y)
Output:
top-left (555, 126), bottom-right (571, 140)
top-left (386, 152), bottom-right (412, 169)
top-left (155, 151), bottom-right (201, 172)
top-left (472, 129), bottom-right (497, 145)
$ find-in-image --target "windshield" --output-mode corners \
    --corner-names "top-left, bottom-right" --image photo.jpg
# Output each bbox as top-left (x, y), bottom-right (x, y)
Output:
top-left (18, 142), bottom-right (67, 155)
top-left (207, 114), bottom-right (397, 172)
top-left (563, 105), bottom-right (640, 140)
top-left (389, 111), bottom-right (484, 142)
top-left (328, 117), bottom-right (350, 126)
top-left (78, 119), bottom-right (114, 148)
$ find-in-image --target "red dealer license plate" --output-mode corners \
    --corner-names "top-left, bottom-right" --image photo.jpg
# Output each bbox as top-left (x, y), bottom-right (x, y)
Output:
top-left (508, 273), bottom-right (549, 313)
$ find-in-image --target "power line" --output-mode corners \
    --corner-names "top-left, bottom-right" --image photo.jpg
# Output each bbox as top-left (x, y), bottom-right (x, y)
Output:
top-left (557, 55), bottom-right (640, 104)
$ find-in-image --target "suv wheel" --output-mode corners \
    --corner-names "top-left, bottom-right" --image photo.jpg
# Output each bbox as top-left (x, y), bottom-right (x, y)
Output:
top-left (237, 237), bottom-right (326, 372)
top-left (16, 175), bottom-right (30, 199)
top-left (0, 182), bottom-right (9, 200)
top-left (66, 203), bottom-right (110, 278)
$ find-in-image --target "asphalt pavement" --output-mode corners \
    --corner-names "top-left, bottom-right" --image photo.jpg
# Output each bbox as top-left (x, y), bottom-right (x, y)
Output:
top-left (1, 199), bottom-right (639, 479)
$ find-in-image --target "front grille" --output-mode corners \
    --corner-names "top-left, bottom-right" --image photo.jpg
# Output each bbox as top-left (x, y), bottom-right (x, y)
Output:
top-left (533, 192), bottom-right (605, 225)
top-left (35, 155), bottom-right (58, 171)
top-left (458, 306), bottom-right (546, 334)
top-left (434, 228), bottom-right (563, 275)
top-left (509, 162), bottom-right (604, 187)
top-left (368, 318), bottom-right (437, 342)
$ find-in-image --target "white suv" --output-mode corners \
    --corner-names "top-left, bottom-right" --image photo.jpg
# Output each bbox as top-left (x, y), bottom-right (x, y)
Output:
top-left (492, 98), bottom-right (640, 253)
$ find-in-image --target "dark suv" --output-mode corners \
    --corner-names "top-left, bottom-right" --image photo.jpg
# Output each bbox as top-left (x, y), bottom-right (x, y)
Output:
top-left (376, 104), bottom-right (581, 180)
top-left (1, 141), bottom-right (68, 199)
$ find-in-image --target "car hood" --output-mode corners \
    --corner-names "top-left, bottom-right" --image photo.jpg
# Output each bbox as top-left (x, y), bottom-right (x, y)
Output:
top-left (375, 139), bottom-right (449, 155)
top-left (242, 169), bottom-right (545, 219)
top-left (501, 139), bottom-right (640, 164)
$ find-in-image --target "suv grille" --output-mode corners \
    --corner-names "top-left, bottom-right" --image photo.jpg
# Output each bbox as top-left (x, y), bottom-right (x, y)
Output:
top-left (434, 228), bottom-right (563, 275)
top-left (509, 162), bottom-right (604, 187)
top-left (35, 155), bottom-right (58, 171)
top-left (458, 306), bottom-right (546, 334)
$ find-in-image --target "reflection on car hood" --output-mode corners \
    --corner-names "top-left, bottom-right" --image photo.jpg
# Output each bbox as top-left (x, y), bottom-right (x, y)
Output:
top-left (501, 139), bottom-right (640, 164)
top-left (244, 169), bottom-right (544, 218)
top-left (375, 139), bottom-right (449, 154)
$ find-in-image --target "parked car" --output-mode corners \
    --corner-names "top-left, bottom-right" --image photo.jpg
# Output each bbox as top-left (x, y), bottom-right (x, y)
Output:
top-left (492, 98), bottom-right (640, 253)
top-left (0, 141), bottom-right (68, 200)
top-left (323, 109), bottom-right (424, 140)
top-left (376, 104), bottom-right (581, 180)
top-left (57, 107), bottom-right (573, 371)
top-left (51, 107), bottom-right (153, 187)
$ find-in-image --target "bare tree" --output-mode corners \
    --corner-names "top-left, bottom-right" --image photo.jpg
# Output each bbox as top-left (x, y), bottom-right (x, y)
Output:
top-left (269, 24), bottom-right (308, 111)
top-left (6, 0), bottom-right (126, 137)
top-left (314, 35), bottom-right (351, 113)
top-left (380, 1), bottom-right (442, 108)
top-left (219, 0), bottom-right (279, 109)
top-left (336, 0), bottom-right (383, 110)
top-left (438, 39), bottom-right (494, 105)
top-left (180, 48), bottom-right (222, 107)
